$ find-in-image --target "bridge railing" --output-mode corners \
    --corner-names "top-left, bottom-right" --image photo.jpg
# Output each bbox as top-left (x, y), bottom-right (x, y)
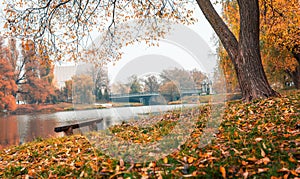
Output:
top-left (110, 89), bottom-right (207, 98)
top-left (110, 92), bottom-right (159, 98)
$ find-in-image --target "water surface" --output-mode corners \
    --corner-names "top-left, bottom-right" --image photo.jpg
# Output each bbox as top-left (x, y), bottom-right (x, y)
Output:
top-left (0, 104), bottom-right (195, 149)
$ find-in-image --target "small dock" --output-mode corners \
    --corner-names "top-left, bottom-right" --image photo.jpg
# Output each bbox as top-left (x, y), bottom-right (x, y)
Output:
top-left (54, 118), bottom-right (103, 136)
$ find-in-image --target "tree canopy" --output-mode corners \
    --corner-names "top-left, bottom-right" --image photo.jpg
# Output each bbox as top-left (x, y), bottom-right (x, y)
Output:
top-left (220, 0), bottom-right (300, 89)
top-left (2, 0), bottom-right (195, 64)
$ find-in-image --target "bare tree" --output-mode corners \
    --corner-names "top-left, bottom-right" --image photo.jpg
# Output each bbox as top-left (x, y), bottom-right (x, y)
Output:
top-left (143, 75), bottom-right (160, 93)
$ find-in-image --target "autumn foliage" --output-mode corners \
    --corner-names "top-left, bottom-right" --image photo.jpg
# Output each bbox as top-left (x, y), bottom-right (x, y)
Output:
top-left (220, 0), bottom-right (300, 90)
top-left (0, 38), bottom-right (17, 111)
top-left (0, 58), bottom-right (17, 111)
top-left (0, 38), bottom-right (59, 112)
top-left (19, 41), bottom-right (55, 104)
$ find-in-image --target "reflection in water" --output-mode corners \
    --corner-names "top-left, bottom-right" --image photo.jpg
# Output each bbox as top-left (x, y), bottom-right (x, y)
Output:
top-left (0, 115), bottom-right (59, 149)
top-left (0, 104), bottom-right (195, 149)
top-left (0, 116), bottom-right (19, 150)
top-left (25, 118), bottom-right (58, 144)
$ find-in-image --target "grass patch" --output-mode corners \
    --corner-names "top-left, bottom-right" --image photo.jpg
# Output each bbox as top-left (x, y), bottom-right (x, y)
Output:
top-left (0, 90), bottom-right (299, 178)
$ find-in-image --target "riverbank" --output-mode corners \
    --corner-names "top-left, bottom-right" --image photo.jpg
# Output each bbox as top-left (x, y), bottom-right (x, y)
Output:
top-left (1, 102), bottom-right (145, 116)
top-left (0, 90), bottom-right (299, 178)
top-left (1, 93), bottom-right (242, 116)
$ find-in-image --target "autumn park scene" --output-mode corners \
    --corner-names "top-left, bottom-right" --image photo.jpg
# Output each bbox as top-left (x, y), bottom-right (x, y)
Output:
top-left (0, 0), bottom-right (299, 178)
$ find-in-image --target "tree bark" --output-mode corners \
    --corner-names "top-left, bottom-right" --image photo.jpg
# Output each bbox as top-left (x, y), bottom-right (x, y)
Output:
top-left (196, 0), bottom-right (278, 101)
top-left (290, 52), bottom-right (300, 89)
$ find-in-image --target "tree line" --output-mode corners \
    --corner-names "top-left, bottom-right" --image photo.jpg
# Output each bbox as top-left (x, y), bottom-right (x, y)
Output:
top-left (0, 38), bottom-right (58, 111)
top-left (111, 68), bottom-right (208, 102)
top-left (0, 38), bottom-right (111, 111)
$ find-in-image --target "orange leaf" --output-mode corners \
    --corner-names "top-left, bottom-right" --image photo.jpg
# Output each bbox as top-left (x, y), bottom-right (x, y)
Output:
top-left (288, 156), bottom-right (297, 163)
top-left (188, 157), bottom-right (194, 164)
top-left (220, 166), bottom-right (226, 179)
top-left (247, 157), bottom-right (257, 162)
top-left (241, 161), bottom-right (248, 166)
top-left (3, 22), bottom-right (8, 29)
top-left (291, 170), bottom-right (299, 176)
top-left (258, 168), bottom-right (269, 173)
top-left (283, 173), bottom-right (289, 179)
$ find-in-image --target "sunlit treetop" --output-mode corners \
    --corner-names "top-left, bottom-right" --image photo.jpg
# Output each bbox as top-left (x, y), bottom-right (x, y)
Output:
top-left (260, 0), bottom-right (300, 54)
top-left (2, 0), bottom-right (197, 65)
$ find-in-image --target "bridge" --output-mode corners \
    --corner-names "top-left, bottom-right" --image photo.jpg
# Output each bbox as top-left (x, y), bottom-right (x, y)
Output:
top-left (110, 93), bottom-right (159, 105)
top-left (110, 89), bottom-right (207, 105)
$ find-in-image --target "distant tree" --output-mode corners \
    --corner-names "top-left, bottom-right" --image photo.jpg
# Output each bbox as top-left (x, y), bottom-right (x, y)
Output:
top-left (128, 75), bottom-right (142, 94)
top-left (160, 68), bottom-right (194, 90)
top-left (63, 80), bottom-right (73, 102)
top-left (159, 81), bottom-right (180, 102)
top-left (0, 58), bottom-right (18, 111)
top-left (96, 89), bottom-right (103, 101)
top-left (190, 69), bottom-right (208, 89)
top-left (19, 40), bottom-right (55, 104)
top-left (111, 82), bottom-right (129, 94)
top-left (143, 75), bottom-right (160, 93)
top-left (103, 88), bottom-right (110, 102)
top-left (0, 37), bottom-right (17, 111)
top-left (72, 75), bottom-right (95, 104)
top-left (47, 89), bottom-right (64, 104)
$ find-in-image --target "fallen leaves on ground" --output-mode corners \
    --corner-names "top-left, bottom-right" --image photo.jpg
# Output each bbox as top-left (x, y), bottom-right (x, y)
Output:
top-left (0, 90), bottom-right (299, 178)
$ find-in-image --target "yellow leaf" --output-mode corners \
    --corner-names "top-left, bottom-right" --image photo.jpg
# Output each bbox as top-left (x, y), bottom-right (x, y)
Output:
top-left (262, 142), bottom-right (267, 150)
top-left (163, 157), bottom-right (168, 164)
top-left (115, 165), bottom-right (120, 172)
top-left (188, 157), bottom-right (194, 164)
top-left (220, 166), bottom-right (226, 179)
top-left (260, 148), bottom-right (266, 157)
top-left (148, 162), bottom-right (156, 168)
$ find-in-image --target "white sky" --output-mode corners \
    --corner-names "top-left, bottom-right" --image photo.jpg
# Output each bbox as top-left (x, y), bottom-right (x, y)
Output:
top-left (0, 2), bottom-right (222, 84)
top-left (107, 4), bottom-right (221, 83)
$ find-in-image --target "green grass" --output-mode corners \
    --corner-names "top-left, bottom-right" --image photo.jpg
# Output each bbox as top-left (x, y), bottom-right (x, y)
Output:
top-left (0, 90), bottom-right (299, 178)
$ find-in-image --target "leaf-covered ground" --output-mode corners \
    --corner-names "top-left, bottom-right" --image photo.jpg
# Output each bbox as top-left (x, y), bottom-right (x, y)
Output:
top-left (0, 90), bottom-right (299, 178)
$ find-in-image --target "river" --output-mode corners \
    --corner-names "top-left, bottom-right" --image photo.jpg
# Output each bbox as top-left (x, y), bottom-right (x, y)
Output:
top-left (0, 104), bottom-right (196, 149)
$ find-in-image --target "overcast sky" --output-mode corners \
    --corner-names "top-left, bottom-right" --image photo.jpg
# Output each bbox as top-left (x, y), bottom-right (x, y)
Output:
top-left (0, 2), bottom-right (222, 84)
top-left (107, 4), bottom-right (221, 83)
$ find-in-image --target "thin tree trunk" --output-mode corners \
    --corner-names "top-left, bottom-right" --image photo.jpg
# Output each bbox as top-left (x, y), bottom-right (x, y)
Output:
top-left (195, 0), bottom-right (238, 60)
top-left (196, 0), bottom-right (278, 101)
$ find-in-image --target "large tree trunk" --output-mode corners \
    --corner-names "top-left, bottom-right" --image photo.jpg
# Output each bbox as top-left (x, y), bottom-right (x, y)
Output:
top-left (290, 52), bottom-right (300, 89)
top-left (196, 0), bottom-right (278, 101)
top-left (235, 0), bottom-right (278, 101)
